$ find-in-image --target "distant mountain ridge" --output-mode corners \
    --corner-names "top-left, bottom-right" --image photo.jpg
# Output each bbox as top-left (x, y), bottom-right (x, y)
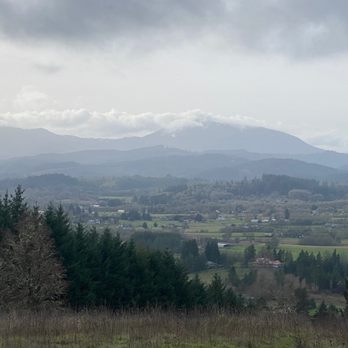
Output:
top-left (0, 122), bottom-right (319, 159)
top-left (1, 123), bottom-right (348, 181)
top-left (0, 146), bottom-right (346, 181)
top-left (132, 122), bottom-right (319, 154)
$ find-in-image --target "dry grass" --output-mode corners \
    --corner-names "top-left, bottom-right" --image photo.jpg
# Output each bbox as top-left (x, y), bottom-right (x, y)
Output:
top-left (0, 310), bottom-right (347, 347)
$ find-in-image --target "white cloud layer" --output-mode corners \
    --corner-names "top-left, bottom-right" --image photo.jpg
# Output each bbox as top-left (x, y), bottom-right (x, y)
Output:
top-left (1, 86), bottom-right (347, 152)
top-left (1, 103), bottom-right (348, 152)
top-left (0, 108), bottom-right (267, 138)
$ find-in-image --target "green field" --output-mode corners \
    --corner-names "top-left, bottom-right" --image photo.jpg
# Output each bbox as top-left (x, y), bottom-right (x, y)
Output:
top-left (220, 243), bottom-right (266, 256)
top-left (279, 243), bottom-right (348, 258)
top-left (98, 195), bottom-right (133, 203)
top-left (185, 221), bottom-right (227, 234)
top-left (189, 268), bottom-right (229, 284)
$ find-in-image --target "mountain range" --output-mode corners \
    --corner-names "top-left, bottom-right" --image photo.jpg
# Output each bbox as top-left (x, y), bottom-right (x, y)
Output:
top-left (1, 123), bottom-right (348, 181)
top-left (0, 123), bottom-right (318, 159)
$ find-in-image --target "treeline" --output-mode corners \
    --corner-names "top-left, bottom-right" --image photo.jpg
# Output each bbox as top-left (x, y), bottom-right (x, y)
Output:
top-left (0, 174), bottom-right (79, 191)
top-left (101, 174), bottom-right (347, 199)
top-left (266, 247), bottom-right (348, 293)
top-left (198, 175), bottom-right (347, 200)
top-left (0, 187), bottom-right (252, 311)
top-left (0, 174), bottom-right (188, 193)
top-left (132, 175), bottom-right (348, 213)
top-left (231, 175), bottom-right (325, 197)
top-left (283, 249), bottom-right (348, 292)
top-left (2, 174), bottom-right (348, 213)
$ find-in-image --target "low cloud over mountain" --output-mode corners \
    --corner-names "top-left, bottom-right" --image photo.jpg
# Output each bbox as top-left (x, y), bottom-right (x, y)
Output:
top-left (0, 108), bottom-right (267, 138)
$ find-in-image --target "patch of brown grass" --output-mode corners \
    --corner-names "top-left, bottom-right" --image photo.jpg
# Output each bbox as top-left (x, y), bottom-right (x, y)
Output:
top-left (0, 310), bottom-right (347, 347)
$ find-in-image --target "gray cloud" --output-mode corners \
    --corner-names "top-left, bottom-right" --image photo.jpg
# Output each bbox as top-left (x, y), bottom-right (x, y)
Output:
top-left (0, 0), bottom-right (348, 57)
top-left (33, 62), bottom-right (63, 74)
top-left (0, 0), bottom-right (224, 45)
top-left (228, 0), bottom-right (348, 57)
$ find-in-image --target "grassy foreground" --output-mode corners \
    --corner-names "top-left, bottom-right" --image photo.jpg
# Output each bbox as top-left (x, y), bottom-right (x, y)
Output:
top-left (0, 310), bottom-right (347, 348)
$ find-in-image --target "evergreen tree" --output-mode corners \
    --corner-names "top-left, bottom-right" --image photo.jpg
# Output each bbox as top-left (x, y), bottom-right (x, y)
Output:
top-left (188, 274), bottom-right (207, 308)
top-left (243, 244), bottom-right (256, 265)
top-left (224, 288), bottom-right (243, 311)
top-left (284, 208), bottom-right (290, 220)
top-left (96, 230), bottom-right (128, 308)
top-left (294, 288), bottom-right (313, 314)
top-left (181, 239), bottom-right (199, 259)
top-left (10, 186), bottom-right (27, 226)
top-left (205, 240), bottom-right (221, 264)
top-left (228, 266), bottom-right (240, 287)
top-left (181, 239), bottom-right (205, 272)
top-left (344, 278), bottom-right (348, 313)
top-left (241, 270), bottom-right (258, 287)
top-left (45, 204), bottom-right (72, 263)
top-left (207, 273), bottom-right (225, 307)
top-left (0, 186), bottom-right (28, 232)
top-left (42, 205), bottom-right (250, 311)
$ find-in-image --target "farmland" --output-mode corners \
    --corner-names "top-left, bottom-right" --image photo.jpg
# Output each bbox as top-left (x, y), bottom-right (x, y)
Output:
top-left (3, 175), bottom-right (348, 321)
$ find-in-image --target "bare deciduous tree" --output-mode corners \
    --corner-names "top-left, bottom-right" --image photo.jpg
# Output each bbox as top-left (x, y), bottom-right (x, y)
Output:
top-left (0, 214), bottom-right (67, 310)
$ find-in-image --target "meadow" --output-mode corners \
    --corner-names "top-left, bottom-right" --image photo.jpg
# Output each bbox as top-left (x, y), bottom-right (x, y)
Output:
top-left (1, 310), bottom-right (348, 348)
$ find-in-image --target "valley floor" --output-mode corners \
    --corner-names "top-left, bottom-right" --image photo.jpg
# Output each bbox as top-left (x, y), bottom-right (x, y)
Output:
top-left (0, 310), bottom-right (347, 348)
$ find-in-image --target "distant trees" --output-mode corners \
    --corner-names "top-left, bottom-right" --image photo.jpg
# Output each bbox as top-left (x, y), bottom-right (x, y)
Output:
top-left (266, 235), bottom-right (279, 250)
top-left (299, 233), bottom-right (340, 246)
top-left (207, 274), bottom-right (247, 310)
top-left (228, 266), bottom-right (240, 287)
top-left (223, 175), bottom-right (340, 199)
top-left (0, 185), bottom-right (27, 231)
top-left (181, 239), bottom-right (205, 272)
top-left (106, 198), bottom-right (122, 207)
top-left (205, 240), bottom-right (221, 264)
top-left (120, 209), bottom-right (152, 221)
top-left (288, 189), bottom-right (311, 201)
top-left (284, 208), bottom-right (290, 220)
top-left (207, 273), bottom-right (225, 307)
top-left (228, 265), bottom-right (257, 289)
top-left (284, 249), bottom-right (346, 291)
top-left (294, 288), bottom-right (315, 313)
top-left (243, 244), bottom-right (256, 265)
top-left (193, 213), bottom-right (204, 222)
top-left (132, 231), bottom-right (182, 253)
top-left (182, 240), bottom-right (199, 259)
top-left (344, 279), bottom-right (348, 313)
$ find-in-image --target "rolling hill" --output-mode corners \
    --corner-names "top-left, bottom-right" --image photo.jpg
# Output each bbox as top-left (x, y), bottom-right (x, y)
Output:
top-left (0, 148), bottom-right (345, 181)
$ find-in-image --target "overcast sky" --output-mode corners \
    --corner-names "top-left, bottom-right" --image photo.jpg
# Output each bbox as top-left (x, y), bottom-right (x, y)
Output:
top-left (0, 0), bottom-right (348, 151)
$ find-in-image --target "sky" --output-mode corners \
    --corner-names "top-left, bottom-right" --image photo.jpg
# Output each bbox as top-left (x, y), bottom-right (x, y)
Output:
top-left (0, 0), bottom-right (348, 151)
